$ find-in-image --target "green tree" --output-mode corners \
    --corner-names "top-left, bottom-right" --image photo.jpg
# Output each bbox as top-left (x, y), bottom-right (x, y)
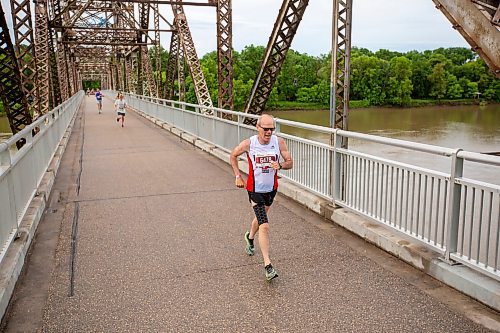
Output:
top-left (483, 79), bottom-right (500, 101)
top-left (234, 45), bottom-right (265, 83)
top-left (433, 47), bottom-right (475, 66)
top-left (428, 62), bottom-right (447, 100)
top-left (276, 50), bottom-right (322, 101)
top-left (374, 49), bottom-right (403, 61)
top-left (387, 56), bottom-right (413, 105)
top-left (458, 78), bottom-right (477, 99)
top-left (233, 79), bottom-right (254, 110)
top-left (350, 55), bottom-right (387, 105)
top-left (446, 74), bottom-right (463, 99)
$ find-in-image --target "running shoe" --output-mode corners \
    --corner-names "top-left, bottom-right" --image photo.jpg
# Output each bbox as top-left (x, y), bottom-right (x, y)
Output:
top-left (265, 264), bottom-right (278, 281)
top-left (244, 231), bottom-right (255, 256)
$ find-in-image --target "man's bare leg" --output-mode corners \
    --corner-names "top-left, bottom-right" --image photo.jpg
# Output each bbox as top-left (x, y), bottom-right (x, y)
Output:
top-left (258, 223), bottom-right (271, 266)
top-left (250, 205), bottom-right (271, 265)
top-left (249, 217), bottom-right (259, 239)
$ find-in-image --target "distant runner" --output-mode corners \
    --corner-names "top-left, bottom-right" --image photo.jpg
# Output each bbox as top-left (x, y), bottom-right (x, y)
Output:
top-left (114, 94), bottom-right (127, 128)
top-left (95, 89), bottom-right (103, 114)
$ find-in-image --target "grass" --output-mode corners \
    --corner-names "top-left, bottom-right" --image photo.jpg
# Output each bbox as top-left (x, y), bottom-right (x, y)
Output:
top-left (264, 98), bottom-right (484, 111)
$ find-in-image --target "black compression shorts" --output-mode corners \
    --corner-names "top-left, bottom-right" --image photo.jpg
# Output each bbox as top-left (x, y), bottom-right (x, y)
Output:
top-left (247, 190), bottom-right (277, 207)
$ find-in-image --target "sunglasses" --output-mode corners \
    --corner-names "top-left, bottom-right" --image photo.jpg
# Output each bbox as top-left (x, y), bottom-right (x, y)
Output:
top-left (260, 126), bottom-right (275, 132)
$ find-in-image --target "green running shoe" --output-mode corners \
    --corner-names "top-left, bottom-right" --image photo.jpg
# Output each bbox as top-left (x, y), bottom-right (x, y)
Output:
top-left (265, 264), bottom-right (278, 281)
top-left (244, 231), bottom-right (255, 256)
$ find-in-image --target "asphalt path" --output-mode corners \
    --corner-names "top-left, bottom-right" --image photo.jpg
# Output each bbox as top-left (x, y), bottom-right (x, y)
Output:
top-left (2, 96), bottom-right (499, 332)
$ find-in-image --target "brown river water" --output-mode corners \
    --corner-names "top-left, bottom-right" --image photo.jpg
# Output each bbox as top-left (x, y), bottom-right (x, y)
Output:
top-left (269, 104), bottom-right (500, 185)
top-left (1, 104), bottom-right (498, 182)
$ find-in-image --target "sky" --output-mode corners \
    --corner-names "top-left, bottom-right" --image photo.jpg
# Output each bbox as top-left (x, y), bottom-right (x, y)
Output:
top-left (1, 0), bottom-right (469, 56)
top-left (178, 0), bottom-right (469, 56)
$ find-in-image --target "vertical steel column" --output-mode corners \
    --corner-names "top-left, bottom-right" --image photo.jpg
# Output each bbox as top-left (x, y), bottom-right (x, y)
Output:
top-left (56, 41), bottom-right (69, 100)
top-left (177, 53), bottom-right (185, 102)
top-left (110, 63), bottom-right (115, 90)
top-left (141, 46), bottom-right (157, 96)
top-left (34, 0), bottom-right (50, 115)
top-left (136, 48), bottom-right (143, 95)
top-left (48, 29), bottom-right (62, 107)
top-left (216, 0), bottom-right (233, 114)
top-left (330, 0), bottom-right (352, 205)
top-left (330, 0), bottom-right (352, 146)
top-left (66, 49), bottom-right (75, 95)
top-left (10, 0), bottom-right (41, 116)
top-left (0, 3), bottom-right (32, 134)
top-left (153, 2), bottom-right (161, 96)
top-left (164, 32), bottom-right (179, 99)
top-left (126, 55), bottom-right (133, 93)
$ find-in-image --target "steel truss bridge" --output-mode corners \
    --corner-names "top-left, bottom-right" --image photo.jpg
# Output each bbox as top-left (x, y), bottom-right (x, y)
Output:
top-left (0, 0), bottom-right (499, 137)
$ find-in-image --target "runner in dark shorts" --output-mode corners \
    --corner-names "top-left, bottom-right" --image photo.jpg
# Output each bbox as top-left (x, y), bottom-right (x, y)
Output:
top-left (230, 114), bottom-right (293, 281)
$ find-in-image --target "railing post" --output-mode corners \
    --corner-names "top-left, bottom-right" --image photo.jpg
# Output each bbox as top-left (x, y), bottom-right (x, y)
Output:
top-left (332, 129), bottom-right (342, 205)
top-left (237, 114), bottom-right (241, 142)
top-left (445, 149), bottom-right (463, 262)
top-left (0, 144), bottom-right (11, 169)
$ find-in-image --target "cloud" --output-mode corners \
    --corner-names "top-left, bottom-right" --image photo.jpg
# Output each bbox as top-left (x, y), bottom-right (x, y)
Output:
top-left (0, 0), bottom-right (468, 57)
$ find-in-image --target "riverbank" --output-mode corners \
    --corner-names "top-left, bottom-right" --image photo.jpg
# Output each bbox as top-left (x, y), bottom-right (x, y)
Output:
top-left (264, 99), bottom-right (494, 112)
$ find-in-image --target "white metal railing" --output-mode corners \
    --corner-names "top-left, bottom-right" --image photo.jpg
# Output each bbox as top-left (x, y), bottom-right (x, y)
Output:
top-left (127, 93), bottom-right (500, 281)
top-left (0, 91), bottom-right (83, 261)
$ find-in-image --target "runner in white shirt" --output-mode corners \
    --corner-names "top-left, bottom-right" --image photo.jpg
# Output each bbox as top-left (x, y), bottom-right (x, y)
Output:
top-left (114, 94), bottom-right (127, 127)
top-left (230, 114), bottom-right (293, 281)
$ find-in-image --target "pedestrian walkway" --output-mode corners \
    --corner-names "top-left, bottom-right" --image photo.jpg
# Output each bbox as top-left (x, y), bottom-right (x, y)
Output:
top-left (2, 96), bottom-right (500, 332)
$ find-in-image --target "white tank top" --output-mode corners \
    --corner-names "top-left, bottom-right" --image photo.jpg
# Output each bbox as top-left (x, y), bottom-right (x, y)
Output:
top-left (246, 135), bottom-right (281, 193)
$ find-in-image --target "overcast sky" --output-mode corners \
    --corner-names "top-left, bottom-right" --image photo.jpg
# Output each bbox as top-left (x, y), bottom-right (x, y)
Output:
top-left (178, 0), bottom-right (469, 56)
top-left (1, 0), bottom-right (469, 56)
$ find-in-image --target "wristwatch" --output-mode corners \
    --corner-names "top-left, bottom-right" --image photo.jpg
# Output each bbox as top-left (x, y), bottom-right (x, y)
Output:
top-left (278, 162), bottom-right (282, 170)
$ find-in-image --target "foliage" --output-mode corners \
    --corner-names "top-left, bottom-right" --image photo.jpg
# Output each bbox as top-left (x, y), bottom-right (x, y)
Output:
top-left (150, 45), bottom-right (498, 108)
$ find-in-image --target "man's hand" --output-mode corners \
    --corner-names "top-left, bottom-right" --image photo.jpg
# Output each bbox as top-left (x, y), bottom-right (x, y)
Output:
top-left (270, 161), bottom-right (281, 170)
top-left (235, 176), bottom-right (245, 188)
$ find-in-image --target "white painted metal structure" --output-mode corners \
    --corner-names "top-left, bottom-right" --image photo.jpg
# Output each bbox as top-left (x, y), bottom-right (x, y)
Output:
top-left (0, 92), bottom-right (83, 263)
top-left (127, 93), bottom-right (500, 282)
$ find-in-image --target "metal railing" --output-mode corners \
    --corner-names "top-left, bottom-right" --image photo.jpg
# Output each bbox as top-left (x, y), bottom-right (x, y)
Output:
top-left (128, 94), bottom-right (500, 281)
top-left (0, 91), bottom-right (83, 261)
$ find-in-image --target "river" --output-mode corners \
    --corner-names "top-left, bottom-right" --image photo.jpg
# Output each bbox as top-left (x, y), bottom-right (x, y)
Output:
top-left (270, 104), bottom-right (500, 153)
top-left (269, 104), bottom-right (500, 184)
top-left (1, 104), bottom-right (499, 181)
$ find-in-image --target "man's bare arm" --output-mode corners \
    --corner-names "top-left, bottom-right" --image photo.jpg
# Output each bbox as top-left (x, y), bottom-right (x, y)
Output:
top-left (230, 139), bottom-right (250, 188)
top-left (278, 137), bottom-right (293, 170)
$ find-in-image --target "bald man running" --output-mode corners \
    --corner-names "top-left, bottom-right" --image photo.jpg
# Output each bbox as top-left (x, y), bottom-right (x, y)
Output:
top-left (230, 114), bottom-right (293, 281)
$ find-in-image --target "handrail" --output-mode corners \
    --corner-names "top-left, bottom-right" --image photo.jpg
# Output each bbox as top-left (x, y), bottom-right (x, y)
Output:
top-left (127, 93), bottom-right (500, 282)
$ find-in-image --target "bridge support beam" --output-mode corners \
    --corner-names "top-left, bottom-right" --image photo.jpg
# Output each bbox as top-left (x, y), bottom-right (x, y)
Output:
top-left (433, 0), bottom-right (500, 77)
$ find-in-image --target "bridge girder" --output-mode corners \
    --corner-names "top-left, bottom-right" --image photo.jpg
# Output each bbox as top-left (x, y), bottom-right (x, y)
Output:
top-left (0, 3), bottom-right (32, 135)
top-left (244, 0), bottom-right (309, 124)
top-left (433, 0), bottom-right (500, 77)
top-left (1, 0), bottom-right (498, 136)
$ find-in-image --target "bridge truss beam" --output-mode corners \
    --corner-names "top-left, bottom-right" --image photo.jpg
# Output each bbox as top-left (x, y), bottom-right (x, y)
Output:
top-left (244, 0), bottom-right (309, 123)
top-left (216, 0), bottom-right (233, 114)
top-left (0, 4), bottom-right (32, 135)
top-left (433, 0), bottom-right (500, 77)
top-left (331, 0), bottom-right (352, 141)
top-left (172, 3), bottom-right (213, 109)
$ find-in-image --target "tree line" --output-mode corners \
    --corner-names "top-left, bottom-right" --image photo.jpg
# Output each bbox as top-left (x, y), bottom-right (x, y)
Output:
top-left (151, 46), bottom-right (499, 110)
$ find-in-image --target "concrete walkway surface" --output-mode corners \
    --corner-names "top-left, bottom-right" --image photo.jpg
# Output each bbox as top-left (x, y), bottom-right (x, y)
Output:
top-left (2, 96), bottom-right (500, 332)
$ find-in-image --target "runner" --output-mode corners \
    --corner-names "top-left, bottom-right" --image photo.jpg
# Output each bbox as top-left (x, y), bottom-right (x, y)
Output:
top-left (114, 94), bottom-right (127, 127)
top-left (230, 114), bottom-right (293, 281)
top-left (95, 89), bottom-right (103, 114)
